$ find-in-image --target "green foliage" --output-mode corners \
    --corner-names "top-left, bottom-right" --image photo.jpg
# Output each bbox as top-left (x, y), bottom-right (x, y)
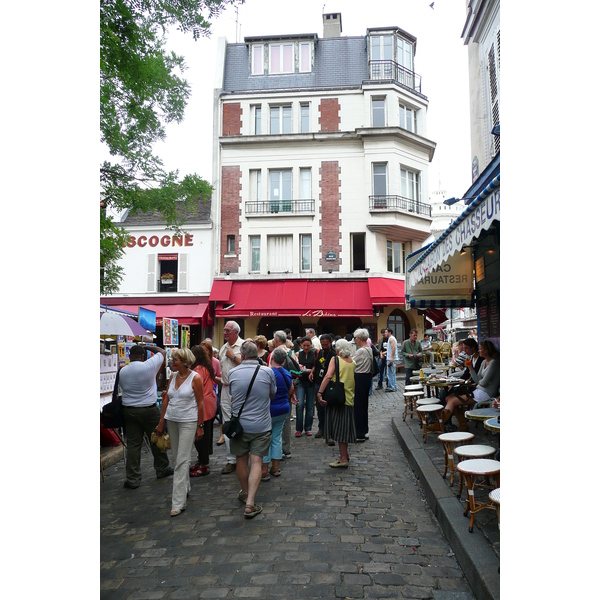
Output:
top-left (100, 0), bottom-right (242, 295)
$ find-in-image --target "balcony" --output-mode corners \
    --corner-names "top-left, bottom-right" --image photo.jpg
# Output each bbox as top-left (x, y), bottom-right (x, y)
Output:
top-left (245, 199), bottom-right (315, 216)
top-left (370, 195), bottom-right (431, 217)
top-left (368, 60), bottom-right (422, 94)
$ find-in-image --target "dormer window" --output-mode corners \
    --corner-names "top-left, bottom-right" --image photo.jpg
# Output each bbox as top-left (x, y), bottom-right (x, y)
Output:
top-left (269, 43), bottom-right (294, 74)
top-left (249, 38), bottom-right (314, 76)
top-left (251, 44), bottom-right (264, 75)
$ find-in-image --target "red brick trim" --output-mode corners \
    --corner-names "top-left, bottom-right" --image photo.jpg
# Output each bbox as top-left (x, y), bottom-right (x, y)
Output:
top-left (220, 166), bottom-right (242, 273)
top-left (318, 98), bottom-right (340, 133)
top-left (222, 103), bottom-right (242, 136)
top-left (319, 161), bottom-right (342, 271)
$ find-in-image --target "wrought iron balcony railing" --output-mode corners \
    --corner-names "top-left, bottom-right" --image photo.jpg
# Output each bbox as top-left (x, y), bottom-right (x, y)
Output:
top-left (369, 195), bottom-right (431, 217)
top-left (368, 60), bottom-right (422, 94)
top-left (245, 199), bottom-right (315, 215)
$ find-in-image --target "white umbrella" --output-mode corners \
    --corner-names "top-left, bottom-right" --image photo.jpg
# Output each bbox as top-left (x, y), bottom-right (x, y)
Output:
top-left (100, 312), bottom-right (150, 337)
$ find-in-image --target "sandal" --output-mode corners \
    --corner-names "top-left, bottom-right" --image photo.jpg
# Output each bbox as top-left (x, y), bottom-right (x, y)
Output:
top-left (190, 466), bottom-right (210, 477)
top-left (170, 508), bottom-right (186, 517)
top-left (261, 473), bottom-right (271, 482)
top-left (238, 490), bottom-right (248, 503)
top-left (216, 438), bottom-right (225, 446)
top-left (269, 468), bottom-right (281, 477)
top-left (244, 504), bottom-right (263, 519)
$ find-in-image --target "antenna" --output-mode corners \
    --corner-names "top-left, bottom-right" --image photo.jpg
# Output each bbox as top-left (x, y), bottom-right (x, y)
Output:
top-left (235, 6), bottom-right (239, 43)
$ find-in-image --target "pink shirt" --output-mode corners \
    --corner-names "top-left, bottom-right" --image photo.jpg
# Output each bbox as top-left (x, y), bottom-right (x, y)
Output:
top-left (194, 366), bottom-right (217, 421)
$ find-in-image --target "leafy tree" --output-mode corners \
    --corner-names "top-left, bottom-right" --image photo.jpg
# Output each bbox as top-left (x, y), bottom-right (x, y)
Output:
top-left (100, 0), bottom-right (242, 294)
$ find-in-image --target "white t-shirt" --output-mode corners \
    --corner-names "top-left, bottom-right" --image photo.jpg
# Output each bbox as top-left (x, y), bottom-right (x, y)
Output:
top-left (119, 353), bottom-right (164, 407)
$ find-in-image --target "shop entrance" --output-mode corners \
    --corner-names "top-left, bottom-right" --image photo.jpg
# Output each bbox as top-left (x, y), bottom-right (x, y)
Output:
top-left (316, 317), bottom-right (363, 339)
top-left (386, 310), bottom-right (410, 344)
top-left (257, 317), bottom-right (303, 341)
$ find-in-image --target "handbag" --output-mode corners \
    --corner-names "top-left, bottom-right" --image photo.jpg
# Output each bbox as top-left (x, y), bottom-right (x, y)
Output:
top-left (322, 357), bottom-right (346, 406)
top-left (370, 347), bottom-right (379, 377)
top-left (150, 431), bottom-right (171, 452)
top-left (223, 365), bottom-right (261, 439)
top-left (101, 368), bottom-right (124, 429)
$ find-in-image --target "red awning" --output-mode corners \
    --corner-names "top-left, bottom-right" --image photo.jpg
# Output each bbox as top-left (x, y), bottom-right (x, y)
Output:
top-left (100, 301), bottom-right (208, 326)
top-left (426, 308), bottom-right (447, 325)
top-left (367, 277), bottom-right (406, 305)
top-left (209, 280), bottom-right (233, 302)
top-left (212, 280), bottom-right (374, 318)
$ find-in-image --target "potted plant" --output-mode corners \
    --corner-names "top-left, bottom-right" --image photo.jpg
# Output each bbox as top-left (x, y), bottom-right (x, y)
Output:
top-left (161, 273), bottom-right (174, 284)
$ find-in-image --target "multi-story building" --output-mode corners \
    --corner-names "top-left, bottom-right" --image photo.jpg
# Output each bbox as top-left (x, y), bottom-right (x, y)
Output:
top-left (209, 12), bottom-right (439, 344)
top-left (405, 0), bottom-right (500, 346)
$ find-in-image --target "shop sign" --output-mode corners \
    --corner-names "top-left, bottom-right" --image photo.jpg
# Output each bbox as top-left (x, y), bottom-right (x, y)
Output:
top-left (409, 188), bottom-right (500, 285)
top-left (126, 234), bottom-right (194, 248)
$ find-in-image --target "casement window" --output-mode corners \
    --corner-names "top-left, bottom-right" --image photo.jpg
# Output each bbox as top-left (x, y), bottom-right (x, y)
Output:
top-left (269, 43), bottom-right (294, 74)
top-left (300, 103), bottom-right (310, 133)
top-left (252, 105), bottom-right (262, 134)
top-left (267, 235), bottom-right (293, 273)
top-left (300, 234), bottom-right (311, 272)
top-left (251, 45), bottom-right (264, 75)
top-left (387, 241), bottom-right (405, 274)
top-left (249, 236), bottom-right (261, 273)
top-left (373, 163), bottom-right (388, 196)
top-left (299, 42), bottom-right (311, 73)
top-left (249, 169), bottom-right (261, 201)
top-left (269, 169), bottom-right (292, 212)
top-left (399, 103), bottom-right (417, 133)
top-left (226, 235), bottom-right (236, 254)
top-left (370, 35), bottom-right (393, 78)
top-left (372, 98), bottom-right (386, 127)
top-left (397, 37), bottom-right (414, 87)
top-left (400, 167), bottom-right (420, 202)
top-left (270, 105), bottom-right (292, 134)
top-left (351, 233), bottom-right (366, 271)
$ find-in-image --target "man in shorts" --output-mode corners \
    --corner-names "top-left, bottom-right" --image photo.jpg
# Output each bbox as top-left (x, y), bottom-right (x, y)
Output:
top-left (228, 340), bottom-right (276, 518)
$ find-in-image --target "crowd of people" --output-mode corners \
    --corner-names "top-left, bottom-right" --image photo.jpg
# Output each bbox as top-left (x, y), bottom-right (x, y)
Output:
top-left (115, 322), bottom-right (499, 519)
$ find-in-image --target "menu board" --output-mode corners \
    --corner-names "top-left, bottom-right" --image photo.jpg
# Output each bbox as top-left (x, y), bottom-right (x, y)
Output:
top-left (477, 290), bottom-right (500, 340)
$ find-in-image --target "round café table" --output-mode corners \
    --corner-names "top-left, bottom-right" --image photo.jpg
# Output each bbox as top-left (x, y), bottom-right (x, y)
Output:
top-left (484, 417), bottom-right (500, 434)
top-left (465, 408), bottom-right (500, 432)
top-left (456, 458), bottom-right (500, 533)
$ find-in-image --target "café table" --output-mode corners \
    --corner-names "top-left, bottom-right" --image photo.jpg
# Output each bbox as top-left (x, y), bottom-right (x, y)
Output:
top-left (426, 376), bottom-right (464, 398)
top-left (464, 408), bottom-right (500, 431)
top-left (484, 417), bottom-right (500, 434)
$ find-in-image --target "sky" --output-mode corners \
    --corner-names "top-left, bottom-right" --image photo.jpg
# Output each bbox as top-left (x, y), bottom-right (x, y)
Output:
top-left (153, 0), bottom-right (473, 201)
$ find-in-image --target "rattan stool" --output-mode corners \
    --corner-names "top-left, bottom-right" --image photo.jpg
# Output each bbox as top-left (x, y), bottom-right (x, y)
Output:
top-left (403, 390), bottom-right (424, 421)
top-left (454, 445), bottom-right (497, 498)
top-left (456, 459), bottom-right (500, 532)
top-left (416, 404), bottom-right (444, 443)
top-left (438, 431), bottom-right (475, 486)
top-left (489, 487), bottom-right (500, 531)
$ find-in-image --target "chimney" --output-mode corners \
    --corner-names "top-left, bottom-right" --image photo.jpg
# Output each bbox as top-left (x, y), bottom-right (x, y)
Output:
top-left (323, 12), bottom-right (342, 38)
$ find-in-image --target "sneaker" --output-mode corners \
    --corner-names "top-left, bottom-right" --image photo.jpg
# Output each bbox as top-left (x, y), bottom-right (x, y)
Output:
top-left (356, 438), bottom-right (366, 443)
top-left (156, 467), bottom-right (174, 479)
top-left (295, 431), bottom-right (302, 438)
top-left (364, 433), bottom-right (369, 440)
top-left (329, 458), bottom-right (349, 468)
top-left (385, 388), bottom-right (396, 392)
top-left (327, 439), bottom-right (335, 446)
top-left (376, 385), bottom-right (383, 390)
top-left (305, 431), bottom-right (312, 436)
top-left (314, 429), bottom-right (324, 439)
top-left (283, 452), bottom-right (292, 459)
top-left (221, 463), bottom-right (236, 474)
top-left (123, 481), bottom-right (140, 489)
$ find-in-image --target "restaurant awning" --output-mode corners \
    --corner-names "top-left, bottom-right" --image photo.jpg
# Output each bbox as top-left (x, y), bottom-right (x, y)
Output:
top-left (405, 244), bottom-right (475, 308)
top-left (407, 174), bottom-right (500, 284)
top-left (367, 277), bottom-right (405, 305)
top-left (100, 301), bottom-right (209, 326)
top-left (212, 279), bottom-right (375, 318)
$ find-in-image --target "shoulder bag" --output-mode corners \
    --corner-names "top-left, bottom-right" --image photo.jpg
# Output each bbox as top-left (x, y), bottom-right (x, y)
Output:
top-left (223, 365), bottom-right (261, 439)
top-left (101, 368), bottom-right (124, 429)
top-left (322, 357), bottom-right (346, 406)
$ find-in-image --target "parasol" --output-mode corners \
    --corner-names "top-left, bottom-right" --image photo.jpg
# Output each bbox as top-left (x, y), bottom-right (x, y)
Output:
top-left (100, 311), bottom-right (150, 337)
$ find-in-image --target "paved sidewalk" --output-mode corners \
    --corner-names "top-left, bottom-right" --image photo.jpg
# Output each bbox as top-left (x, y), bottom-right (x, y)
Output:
top-left (101, 386), bottom-right (476, 599)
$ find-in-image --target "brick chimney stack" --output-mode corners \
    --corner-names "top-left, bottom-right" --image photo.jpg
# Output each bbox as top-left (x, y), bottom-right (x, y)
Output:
top-left (323, 12), bottom-right (342, 38)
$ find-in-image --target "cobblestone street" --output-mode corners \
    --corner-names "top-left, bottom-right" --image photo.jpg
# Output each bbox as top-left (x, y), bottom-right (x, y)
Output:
top-left (101, 386), bottom-right (476, 599)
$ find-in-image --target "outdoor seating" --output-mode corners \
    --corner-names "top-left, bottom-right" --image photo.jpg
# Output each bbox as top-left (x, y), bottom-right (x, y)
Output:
top-left (438, 431), bottom-right (475, 486)
top-left (403, 389), bottom-right (424, 421)
top-left (416, 403), bottom-right (444, 443)
top-left (454, 444), bottom-right (497, 499)
top-left (456, 459), bottom-right (500, 532)
top-left (489, 488), bottom-right (500, 530)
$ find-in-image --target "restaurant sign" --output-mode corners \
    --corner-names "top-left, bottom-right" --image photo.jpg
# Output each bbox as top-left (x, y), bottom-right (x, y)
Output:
top-left (409, 187), bottom-right (500, 285)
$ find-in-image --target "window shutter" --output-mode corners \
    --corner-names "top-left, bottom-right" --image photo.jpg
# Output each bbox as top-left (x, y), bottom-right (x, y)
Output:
top-left (488, 29), bottom-right (500, 156)
top-left (178, 253), bottom-right (188, 292)
top-left (147, 255), bottom-right (156, 292)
